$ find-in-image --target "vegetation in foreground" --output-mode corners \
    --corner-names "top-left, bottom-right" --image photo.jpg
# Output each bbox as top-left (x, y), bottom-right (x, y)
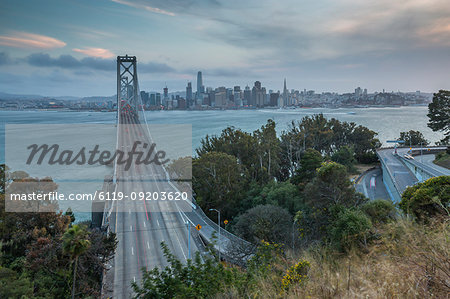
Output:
top-left (0, 165), bottom-right (117, 298)
top-left (151, 106), bottom-right (449, 298)
top-left (133, 177), bottom-right (449, 298)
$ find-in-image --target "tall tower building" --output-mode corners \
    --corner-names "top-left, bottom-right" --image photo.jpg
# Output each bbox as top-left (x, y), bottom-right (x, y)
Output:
top-left (283, 78), bottom-right (289, 106)
top-left (163, 85), bottom-right (169, 107)
top-left (251, 81), bottom-right (265, 107)
top-left (243, 85), bottom-right (251, 106)
top-left (186, 82), bottom-right (192, 108)
top-left (197, 71), bottom-right (204, 98)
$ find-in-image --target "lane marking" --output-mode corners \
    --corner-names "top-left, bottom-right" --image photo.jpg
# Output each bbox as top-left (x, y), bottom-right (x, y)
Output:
top-left (131, 246), bottom-right (134, 255)
top-left (147, 241), bottom-right (150, 249)
top-left (156, 219), bottom-right (160, 226)
top-left (175, 232), bottom-right (187, 260)
top-left (143, 221), bottom-right (146, 228)
top-left (133, 276), bottom-right (136, 282)
top-left (130, 225), bottom-right (133, 231)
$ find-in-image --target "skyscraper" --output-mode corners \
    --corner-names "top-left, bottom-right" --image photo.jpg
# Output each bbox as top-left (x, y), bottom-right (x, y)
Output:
top-left (243, 85), bottom-right (251, 106)
top-left (197, 71), bottom-right (204, 98)
top-left (251, 81), bottom-right (265, 107)
top-left (163, 85), bottom-right (169, 107)
top-left (186, 82), bottom-right (192, 108)
top-left (283, 78), bottom-right (289, 106)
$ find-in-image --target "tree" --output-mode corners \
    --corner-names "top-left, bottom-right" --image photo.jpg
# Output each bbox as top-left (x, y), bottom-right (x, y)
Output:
top-left (300, 162), bottom-right (367, 241)
top-left (304, 162), bottom-right (366, 209)
top-left (196, 120), bottom-right (282, 183)
top-left (399, 176), bottom-right (449, 222)
top-left (0, 267), bottom-right (33, 298)
top-left (347, 125), bottom-right (381, 163)
top-left (1, 167), bottom-right (116, 298)
top-left (331, 145), bottom-right (357, 173)
top-left (280, 115), bottom-right (380, 168)
top-left (62, 225), bottom-right (91, 299)
top-left (192, 151), bottom-right (247, 220)
top-left (252, 119), bottom-right (282, 182)
top-left (166, 156), bottom-right (192, 180)
top-left (245, 181), bottom-right (304, 214)
top-left (427, 90), bottom-right (450, 144)
top-left (291, 148), bottom-right (323, 189)
top-left (399, 130), bottom-right (429, 146)
top-left (234, 204), bottom-right (292, 244)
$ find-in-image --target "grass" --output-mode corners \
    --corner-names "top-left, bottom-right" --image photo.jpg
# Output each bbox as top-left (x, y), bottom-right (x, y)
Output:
top-left (433, 152), bottom-right (450, 170)
top-left (218, 218), bottom-right (450, 298)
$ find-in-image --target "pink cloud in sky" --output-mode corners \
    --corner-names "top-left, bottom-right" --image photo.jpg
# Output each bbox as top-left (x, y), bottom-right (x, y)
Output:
top-left (111, 0), bottom-right (175, 16)
top-left (72, 47), bottom-right (115, 58)
top-left (0, 32), bottom-right (66, 49)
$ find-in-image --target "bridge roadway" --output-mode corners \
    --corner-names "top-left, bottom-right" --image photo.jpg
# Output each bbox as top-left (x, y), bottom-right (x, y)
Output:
top-left (377, 146), bottom-right (448, 202)
top-left (108, 112), bottom-right (248, 298)
top-left (377, 148), bottom-right (418, 196)
top-left (110, 113), bottom-right (200, 298)
top-left (396, 147), bottom-right (450, 177)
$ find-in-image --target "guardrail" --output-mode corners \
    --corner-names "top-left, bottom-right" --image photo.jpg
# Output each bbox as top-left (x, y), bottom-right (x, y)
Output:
top-left (376, 152), bottom-right (403, 202)
top-left (192, 200), bottom-right (252, 247)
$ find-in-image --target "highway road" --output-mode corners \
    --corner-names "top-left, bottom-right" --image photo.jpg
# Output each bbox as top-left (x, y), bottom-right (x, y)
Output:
top-left (396, 148), bottom-right (450, 177)
top-left (106, 109), bottom-right (253, 298)
top-left (110, 113), bottom-right (200, 298)
top-left (418, 154), bottom-right (450, 175)
top-left (355, 167), bottom-right (390, 201)
top-left (377, 149), bottom-right (418, 195)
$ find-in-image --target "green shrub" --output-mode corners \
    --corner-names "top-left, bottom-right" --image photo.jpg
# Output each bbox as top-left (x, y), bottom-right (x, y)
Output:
top-left (133, 242), bottom-right (250, 298)
top-left (361, 199), bottom-right (396, 224)
top-left (400, 176), bottom-right (450, 222)
top-left (329, 209), bottom-right (372, 251)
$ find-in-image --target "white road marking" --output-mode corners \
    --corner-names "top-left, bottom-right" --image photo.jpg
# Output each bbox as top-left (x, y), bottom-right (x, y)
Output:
top-left (156, 219), bottom-right (160, 226)
top-left (175, 233), bottom-right (187, 259)
top-left (129, 209), bottom-right (131, 214)
top-left (131, 247), bottom-right (134, 255)
top-left (143, 221), bottom-right (146, 228)
top-left (133, 276), bottom-right (136, 282)
top-left (147, 241), bottom-right (150, 249)
top-left (130, 225), bottom-right (133, 231)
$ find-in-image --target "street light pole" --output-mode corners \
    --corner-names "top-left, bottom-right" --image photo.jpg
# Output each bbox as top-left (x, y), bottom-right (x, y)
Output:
top-left (186, 221), bottom-right (191, 259)
top-left (209, 208), bottom-right (221, 261)
top-left (421, 142), bottom-right (423, 164)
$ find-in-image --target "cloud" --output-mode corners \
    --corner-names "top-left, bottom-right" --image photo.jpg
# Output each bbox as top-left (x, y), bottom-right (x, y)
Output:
top-left (23, 53), bottom-right (175, 73)
top-left (111, 0), bottom-right (175, 16)
top-left (0, 32), bottom-right (66, 49)
top-left (26, 53), bottom-right (81, 68)
top-left (73, 47), bottom-right (115, 58)
top-left (139, 62), bottom-right (175, 73)
top-left (0, 52), bottom-right (13, 65)
top-left (417, 17), bottom-right (450, 45)
top-left (140, 0), bottom-right (450, 63)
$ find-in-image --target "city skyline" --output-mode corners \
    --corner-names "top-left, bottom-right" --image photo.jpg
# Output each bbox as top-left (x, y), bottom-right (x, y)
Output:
top-left (1, 0), bottom-right (450, 96)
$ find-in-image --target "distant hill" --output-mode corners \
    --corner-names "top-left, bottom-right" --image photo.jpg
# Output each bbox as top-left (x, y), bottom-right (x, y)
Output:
top-left (80, 95), bottom-right (115, 102)
top-left (0, 92), bottom-right (82, 101)
top-left (0, 92), bottom-right (45, 100)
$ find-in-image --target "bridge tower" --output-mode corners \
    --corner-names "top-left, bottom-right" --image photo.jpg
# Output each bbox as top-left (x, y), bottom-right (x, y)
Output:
top-left (117, 55), bottom-right (139, 122)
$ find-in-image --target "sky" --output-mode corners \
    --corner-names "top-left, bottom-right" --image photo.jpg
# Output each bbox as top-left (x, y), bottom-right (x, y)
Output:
top-left (0, 0), bottom-right (450, 97)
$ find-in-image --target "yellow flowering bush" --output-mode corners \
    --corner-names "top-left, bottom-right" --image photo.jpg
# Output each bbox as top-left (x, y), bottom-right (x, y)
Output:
top-left (281, 259), bottom-right (310, 291)
top-left (248, 240), bottom-right (284, 276)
